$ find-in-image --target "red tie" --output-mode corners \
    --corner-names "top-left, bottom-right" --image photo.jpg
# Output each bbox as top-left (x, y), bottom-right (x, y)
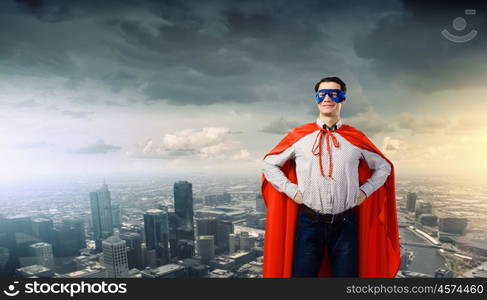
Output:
top-left (311, 128), bottom-right (340, 179)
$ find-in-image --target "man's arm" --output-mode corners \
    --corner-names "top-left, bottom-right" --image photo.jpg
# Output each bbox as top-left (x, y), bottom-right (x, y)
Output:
top-left (262, 145), bottom-right (299, 200)
top-left (358, 148), bottom-right (392, 197)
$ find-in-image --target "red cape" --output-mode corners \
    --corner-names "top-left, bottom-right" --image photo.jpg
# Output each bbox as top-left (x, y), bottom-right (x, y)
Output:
top-left (261, 122), bottom-right (400, 278)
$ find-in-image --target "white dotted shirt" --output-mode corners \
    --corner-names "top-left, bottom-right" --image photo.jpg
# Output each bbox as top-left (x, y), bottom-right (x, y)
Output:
top-left (262, 118), bottom-right (392, 214)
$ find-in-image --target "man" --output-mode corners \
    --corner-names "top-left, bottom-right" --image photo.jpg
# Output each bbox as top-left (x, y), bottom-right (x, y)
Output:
top-left (261, 76), bottom-right (400, 278)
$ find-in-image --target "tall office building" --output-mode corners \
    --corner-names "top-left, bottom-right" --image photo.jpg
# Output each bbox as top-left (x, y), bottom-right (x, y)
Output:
top-left (256, 194), bottom-right (266, 214)
top-left (197, 235), bottom-right (215, 263)
top-left (0, 217), bottom-right (17, 277)
top-left (144, 208), bottom-right (170, 266)
top-left (216, 220), bottom-right (234, 252)
top-left (102, 230), bottom-right (128, 278)
top-left (90, 183), bottom-right (113, 251)
top-left (229, 233), bottom-right (239, 254)
top-left (53, 217), bottom-right (86, 257)
top-left (406, 192), bottom-right (417, 212)
top-left (120, 232), bottom-right (143, 270)
top-left (63, 217), bottom-right (86, 250)
top-left (32, 218), bottom-right (54, 244)
top-left (1, 216), bottom-right (37, 276)
top-left (111, 204), bottom-right (122, 228)
top-left (196, 217), bottom-right (218, 237)
top-left (29, 242), bottom-right (54, 269)
top-left (167, 211), bottom-right (178, 261)
top-left (174, 181), bottom-right (195, 259)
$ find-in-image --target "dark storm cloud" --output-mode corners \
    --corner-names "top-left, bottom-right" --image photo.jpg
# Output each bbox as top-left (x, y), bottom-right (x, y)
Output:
top-left (1, 0), bottom-right (401, 108)
top-left (100, 71), bottom-right (138, 93)
top-left (15, 0), bottom-right (82, 23)
top-left (72, 139), bottom-right (121, 154)
top-left (354, 0), bottom-right (487, 92)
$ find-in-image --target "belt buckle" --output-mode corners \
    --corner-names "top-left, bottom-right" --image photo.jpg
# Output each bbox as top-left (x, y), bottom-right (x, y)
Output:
top-left (323, 213), bottom-right (334, 224)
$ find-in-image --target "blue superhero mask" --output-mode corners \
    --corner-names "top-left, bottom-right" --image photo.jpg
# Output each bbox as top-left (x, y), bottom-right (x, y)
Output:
top-left (315, 89), bottom-right (346, 103)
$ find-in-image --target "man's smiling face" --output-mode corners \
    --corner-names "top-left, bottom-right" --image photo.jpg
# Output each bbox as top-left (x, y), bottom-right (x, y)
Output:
top-left (316, 81), bottom-right (346, 117)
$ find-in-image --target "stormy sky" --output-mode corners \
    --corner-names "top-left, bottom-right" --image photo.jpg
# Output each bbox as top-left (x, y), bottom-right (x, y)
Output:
top-left (1, 0), bottom-right (486, 184)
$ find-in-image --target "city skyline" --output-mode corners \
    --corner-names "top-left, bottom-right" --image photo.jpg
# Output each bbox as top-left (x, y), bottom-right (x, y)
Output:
top-left (1, 173), bottom-right (486, 278)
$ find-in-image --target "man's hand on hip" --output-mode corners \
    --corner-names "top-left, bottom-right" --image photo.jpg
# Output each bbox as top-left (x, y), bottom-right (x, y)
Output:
top-left (357, 190), bottom-right (367, 205)
top-left (293, 191), bottom-right (303, 204)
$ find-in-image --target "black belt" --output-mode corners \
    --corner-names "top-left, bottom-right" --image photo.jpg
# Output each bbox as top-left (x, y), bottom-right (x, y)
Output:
top-left (301, 204), bottom-right (358, 224)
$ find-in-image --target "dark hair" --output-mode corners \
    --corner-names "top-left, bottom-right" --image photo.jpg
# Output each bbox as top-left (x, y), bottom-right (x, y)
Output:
top-left (314, 76), bottom-right (347, 93)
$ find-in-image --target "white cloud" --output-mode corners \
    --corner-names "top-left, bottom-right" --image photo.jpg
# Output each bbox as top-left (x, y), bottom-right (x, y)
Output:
top-left (72, 139), bottom-right (121, 154)
top-left (232, 149), bottom-right (251, 160)
top-left (128, 127), bottom-right (249, 160)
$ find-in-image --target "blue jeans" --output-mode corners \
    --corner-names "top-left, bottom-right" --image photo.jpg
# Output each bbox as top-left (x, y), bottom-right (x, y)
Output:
top-left (292, 207), bottom-right (359, 277)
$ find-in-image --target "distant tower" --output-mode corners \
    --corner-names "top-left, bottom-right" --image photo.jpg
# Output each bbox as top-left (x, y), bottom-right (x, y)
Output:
top-left (228, 231), bottom-right (255, 254)
top-left (167, 211), bottom-right (178, 261)
top-left (216, 220), bottom-right (234, 252)
top-left (406, 192), bottom-right (417, 212)
top-left (29, 242), bottom-right (54, 269)
top-left (90, 183), bottom-right (113, 252)
top-left (197, 235), bottom-right (215, 263)
top-left (1, 215), bottom-right (33, 276)
top-left (120, 232), bottom-right (143, 270)
top-left (229, 233), bottom-right (239, 254)
top-left (196, 217), bottom-right (218, 237)
top-left (256, 194), bottom-right (266, 214)
top-left (111, 204), bottom-right (122, 228)
top-left (174, 181), bottom-right (195, 259)
top-left (53, 217), bottom-right (86, 257)
top-left (31, 218), bottom-right (54, 244)
top-left (102, 229), bottom-right (128, 278)
top-left (144, 208), bottom-right (170, 266)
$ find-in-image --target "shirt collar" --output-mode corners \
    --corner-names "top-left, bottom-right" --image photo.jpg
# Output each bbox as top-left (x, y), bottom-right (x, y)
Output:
top-left (316, 118), bottom-right (342, 130)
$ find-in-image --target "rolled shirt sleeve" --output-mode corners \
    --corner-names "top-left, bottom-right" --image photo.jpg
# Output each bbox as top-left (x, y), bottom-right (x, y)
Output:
top-left (358, 148), bottom-right (392, 197)
top-left (262, 145), bottom-right (299, 200)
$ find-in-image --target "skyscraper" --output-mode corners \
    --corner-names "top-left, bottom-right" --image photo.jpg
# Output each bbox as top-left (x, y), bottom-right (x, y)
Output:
top-left (111, 204), bottom-right (122, 228)
top-left (102, 230), bottom-right (128, 278)
top-left (255, 194), bottom-right (266, 214)
top-left (196, 217), bottom-right (218, 237)
top-left (406, 192), bottom-right (417, 212)
top-left (197, 235), bottom-right (215, 263)
top-left (52, 217), bottom-right (85, 258)
top-left (62, 217), bottom-right (86, 250)
top-left (120, 232), bottom-right (143, 270)
top-left (29, 242), bottom-right (54, 269)
top-left (1, 215), bottom-right (36, 276)
top-left (31, 218), bottom-right (54, 244)
top-left (143, 208), bottom-right (170, 266)
top-left (90, 183), bottom-right (113, 251)
top-left (174, 181), bottom-right (195, 259)
top-left (216, 220), bottom-right (234, 252)
top-left (167, 211), bottom-right (178, 261)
